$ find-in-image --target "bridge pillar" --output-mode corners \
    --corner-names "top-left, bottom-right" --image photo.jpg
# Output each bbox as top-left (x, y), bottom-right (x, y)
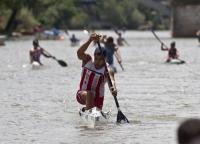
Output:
top-left (171, 5), bottom-right (200, 37)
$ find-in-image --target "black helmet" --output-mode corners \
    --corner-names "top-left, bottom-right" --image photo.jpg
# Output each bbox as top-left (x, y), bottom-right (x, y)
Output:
top-left (106, 37), bottom-right (114, 43)
top-left (33, 39), bottom-right (39, 46)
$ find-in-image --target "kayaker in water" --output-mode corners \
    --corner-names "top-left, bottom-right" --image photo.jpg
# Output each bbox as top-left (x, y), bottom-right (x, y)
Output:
top-left (76, 33), bottom-right (117, 111)
top-left (29, 39), bottom-right (51, 65)
top-left (161, 41), bottom-right (179, 62)
top-left (70, 34), bottom-right (80, 46)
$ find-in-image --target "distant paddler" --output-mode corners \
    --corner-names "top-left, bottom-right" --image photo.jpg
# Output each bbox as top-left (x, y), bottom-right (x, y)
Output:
top-left (30, 39), bottom-right (68, 67)
top-left (64, 30), bottom-right (80, 46)
top-left (76, 33), bottom-right (117, 112)
top-left (117, 32), bottom-right (129, 46)
top-left (29, 39), bottom-right (52, 66)
top-left (113, 28), bottom-right (129, 46)
top-left (102, 36), bottom-right (124, 72)
top-left (70, 34), bottom-right (80, 47)
top-left (161, 42), bottom-right (185, 64)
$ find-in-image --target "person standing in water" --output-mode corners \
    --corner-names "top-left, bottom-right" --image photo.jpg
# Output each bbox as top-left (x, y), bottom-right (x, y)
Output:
top-left (117, 32), bottom-right (129, 46)
top-left (29, 39), bottom-right (51, 65)
top-left (113, 28), bottom-right (129, 46)
top-left (76, 33), bottom-right (117, 111)
top-left (103, 36), bottom-right (120, 73)
top-left (161, 41), bottom-right (180, 62)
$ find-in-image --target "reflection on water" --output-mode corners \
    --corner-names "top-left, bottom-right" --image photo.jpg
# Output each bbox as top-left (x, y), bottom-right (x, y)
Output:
top-left (0, 31), bottom-right (200, 144)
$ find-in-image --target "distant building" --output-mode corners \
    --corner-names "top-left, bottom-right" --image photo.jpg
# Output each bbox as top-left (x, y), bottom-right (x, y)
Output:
top-left (134, 0), bottom-right (170, 28)
top-left (171, 2), bottom-right (200, 37)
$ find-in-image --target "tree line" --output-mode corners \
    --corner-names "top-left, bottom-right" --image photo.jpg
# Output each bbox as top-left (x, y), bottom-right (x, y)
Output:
top-left (0, 0), bottom-right (184, 35)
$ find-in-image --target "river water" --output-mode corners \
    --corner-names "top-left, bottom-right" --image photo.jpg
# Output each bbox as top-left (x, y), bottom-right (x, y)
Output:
top-left (0, 31), bottom-right (200, 144)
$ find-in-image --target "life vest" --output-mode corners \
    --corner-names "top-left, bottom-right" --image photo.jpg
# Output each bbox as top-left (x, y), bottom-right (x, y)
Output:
top-left (169, 48), bottom-right (177, 58)
top-left (30, 48), bottom-right (42, 61)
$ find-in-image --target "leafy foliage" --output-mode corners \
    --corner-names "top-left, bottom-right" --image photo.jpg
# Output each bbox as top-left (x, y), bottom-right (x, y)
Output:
top-left (0, 0), bottom-right (178, 32)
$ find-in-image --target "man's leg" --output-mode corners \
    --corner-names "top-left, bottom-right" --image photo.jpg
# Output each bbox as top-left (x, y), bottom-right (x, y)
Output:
top-left (80, 91), bottom-right (95, 110)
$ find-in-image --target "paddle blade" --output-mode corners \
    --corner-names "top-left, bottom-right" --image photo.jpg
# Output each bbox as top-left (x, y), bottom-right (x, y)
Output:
top-left (119, 62), bottom-right (124, 71)
top-left (180, 60), bottom-right (185, 64)
top-left (117, 110), bottom-right (129, 123)
top-left (57, 60), bottom-right (68, 67)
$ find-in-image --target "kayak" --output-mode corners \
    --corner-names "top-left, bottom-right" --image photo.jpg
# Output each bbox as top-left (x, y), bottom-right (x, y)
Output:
top-left (31, 61), bottom-right (41, 69)
top-left (71, 42), bottom-right (80, 47)
top-left (79, 107), bottom-right (111, 127)
top-left (166, 59), bottom-right (185, 64)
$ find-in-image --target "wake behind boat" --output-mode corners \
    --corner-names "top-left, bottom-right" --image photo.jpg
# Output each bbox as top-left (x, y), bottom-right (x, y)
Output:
top-left (79, 107), bottom-right (111, 127)
top-left (166, 59), bottom-right (185, 65)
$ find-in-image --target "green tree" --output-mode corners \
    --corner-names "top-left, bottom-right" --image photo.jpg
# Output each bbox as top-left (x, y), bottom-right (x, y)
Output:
top-left (95, 0), bottom-right (145, 29)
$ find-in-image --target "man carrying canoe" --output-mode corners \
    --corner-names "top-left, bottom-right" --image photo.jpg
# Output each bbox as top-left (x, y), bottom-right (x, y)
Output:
top-left (76, 33), bottom-right (117, 112)
top-left (29, 39), bottom-right (52, 65)
top-left (161, 41), bottom-right (180, 62)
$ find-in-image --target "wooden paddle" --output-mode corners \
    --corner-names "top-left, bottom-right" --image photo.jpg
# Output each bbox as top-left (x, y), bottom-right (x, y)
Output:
top-left (41, 48), bottom-right (68, 67)
top-left (151, 29), bottom-right (168, 47)
top-left (114, 51), bottom-right (124, 71)
top-left (97, 41), bottom-right (129, 124)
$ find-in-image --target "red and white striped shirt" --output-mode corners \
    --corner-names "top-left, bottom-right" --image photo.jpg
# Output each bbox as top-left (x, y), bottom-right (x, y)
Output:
top-left (79, 60), bottom-right (106, 98)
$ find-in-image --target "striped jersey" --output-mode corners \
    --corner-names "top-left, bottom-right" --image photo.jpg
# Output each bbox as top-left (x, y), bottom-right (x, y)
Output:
top-left (79, 60), bottom-right (106, 98)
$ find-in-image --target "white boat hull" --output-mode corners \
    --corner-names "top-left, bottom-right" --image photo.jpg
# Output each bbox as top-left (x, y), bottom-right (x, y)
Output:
top-left (166, 59), bottom-right (185, 64)
top-left (31, 61), bottom-right (41, 69)
top-left (79, 107), bottom-right (111, 127)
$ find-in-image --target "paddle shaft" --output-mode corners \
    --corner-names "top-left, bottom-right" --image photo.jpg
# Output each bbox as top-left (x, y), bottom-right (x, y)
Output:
top-left (151, 30), bottom-right (168, 48)
top-left (114, 95), bottom-right (120, 108)
top-left (97, 42), bottom-right (120, 108)
top-left (39, 46), bottom-right (67, 67)
top-left (98, 41), bottom-right (129, 123)
top-left (39, 46), bottom-right (53, 58)
top-left (114, 53), bottom-right (124, 71)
